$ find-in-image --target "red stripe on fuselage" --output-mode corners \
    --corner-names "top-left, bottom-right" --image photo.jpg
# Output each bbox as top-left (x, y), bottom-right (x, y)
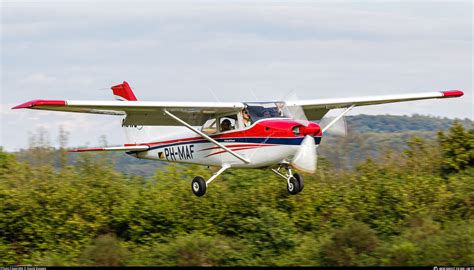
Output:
top-left (124, 119), bottom-right (321, 147)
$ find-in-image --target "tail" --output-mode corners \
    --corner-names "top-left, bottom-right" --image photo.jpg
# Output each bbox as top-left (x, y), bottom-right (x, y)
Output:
top-left (111, 81), bottom-right (150, 144)
top-left (111, 81), bottom-right (138, 101)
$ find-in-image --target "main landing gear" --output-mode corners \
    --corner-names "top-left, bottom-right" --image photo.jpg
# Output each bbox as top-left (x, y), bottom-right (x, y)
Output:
top-left (271, 164), bottom-right (304, 195)
top-left (191, 164), bottom-right (230, 197)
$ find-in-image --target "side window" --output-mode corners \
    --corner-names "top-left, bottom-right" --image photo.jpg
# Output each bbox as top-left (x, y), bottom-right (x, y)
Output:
top-left (241, 108), bottom-right (252, 128)
top-left (202, 118), bottom-right (217, 134)
top-left (219, 115), bottom-right (237, 132)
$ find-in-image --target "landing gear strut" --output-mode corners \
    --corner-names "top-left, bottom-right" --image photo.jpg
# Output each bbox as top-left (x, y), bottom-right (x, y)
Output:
top-left (191, 164), bottom-right (230, 197)
top-left (271, 164), bottom-right (304, 195)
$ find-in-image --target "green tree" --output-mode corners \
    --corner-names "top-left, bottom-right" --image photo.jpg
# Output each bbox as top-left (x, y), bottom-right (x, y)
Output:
top-left (438, 121), bottom-right (474, 174)
top-left (319, 222), bottom-right (379, 266)
top-left (127, 233), bottom-right (251, 266)
top-left (79, 234), bottom-right (128, 266)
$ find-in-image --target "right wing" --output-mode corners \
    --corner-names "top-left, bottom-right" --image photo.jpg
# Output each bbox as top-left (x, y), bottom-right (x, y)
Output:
top-left (286, 90), bottom-right (464, 121)
top-left (12, 99), bottom-right (244, 126)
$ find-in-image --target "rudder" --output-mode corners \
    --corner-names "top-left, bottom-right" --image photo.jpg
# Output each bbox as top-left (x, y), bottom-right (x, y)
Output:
top-left (111, 81), bottom-right (148, 144)
top-left (111, 81), bottom-right (138, 101)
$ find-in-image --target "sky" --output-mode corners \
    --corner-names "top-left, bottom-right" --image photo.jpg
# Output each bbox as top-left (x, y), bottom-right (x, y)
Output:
top-left (1, 0), bottom-right (472, 151)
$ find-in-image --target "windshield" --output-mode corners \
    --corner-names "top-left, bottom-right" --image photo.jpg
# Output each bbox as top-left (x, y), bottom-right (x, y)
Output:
top-left (244, 102), bottom-right (289, 122)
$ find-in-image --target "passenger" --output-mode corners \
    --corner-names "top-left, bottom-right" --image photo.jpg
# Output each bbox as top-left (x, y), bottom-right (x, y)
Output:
top-left (221, 119), bottom-right (232, 132)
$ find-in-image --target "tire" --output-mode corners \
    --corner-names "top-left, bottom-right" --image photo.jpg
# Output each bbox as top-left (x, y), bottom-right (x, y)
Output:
top-left (293, 173), bottom-right (304, 192)
top-left (287, 176), bottom-right (300, 195)
top-left (191, 176), bottom-right (207, 197)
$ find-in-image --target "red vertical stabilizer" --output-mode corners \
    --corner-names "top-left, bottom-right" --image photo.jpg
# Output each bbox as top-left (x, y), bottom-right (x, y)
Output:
top-left (111, 81), bottom-right (138, 101)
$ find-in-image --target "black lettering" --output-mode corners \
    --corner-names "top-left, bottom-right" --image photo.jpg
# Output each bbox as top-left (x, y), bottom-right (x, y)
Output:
top-left (190, 145), bottom-right (194, 159)
top-left (178, 146), bottom-right (186, 160)
top-left (164, 148), bottom-right (170, 160)
top-left (185, 146), bottom-right (191, 159)
top-left (169, 148), bottom-right (176, 161)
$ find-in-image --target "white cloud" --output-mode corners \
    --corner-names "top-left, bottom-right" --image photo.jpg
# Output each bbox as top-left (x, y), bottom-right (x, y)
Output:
top-left (20, 73), bottom-right (58, 85)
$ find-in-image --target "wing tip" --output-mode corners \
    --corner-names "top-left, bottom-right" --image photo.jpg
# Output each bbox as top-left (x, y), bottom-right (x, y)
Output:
top-left (441, 90), bottom-right (464, 98)
top-left (12, 100), bottom-right (66, 109)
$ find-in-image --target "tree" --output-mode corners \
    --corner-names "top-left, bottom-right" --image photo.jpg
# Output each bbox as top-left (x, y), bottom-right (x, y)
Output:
top-left (25, 127), bottom-right (55, 166)
top-left (319, 222), bottom-right (379, 266)
top-left (57, 126), bottom-right (70, 169)
top-left (79, 234), bottom-right (128, 266)
top-left (438, 121), bottom-right (474, 175)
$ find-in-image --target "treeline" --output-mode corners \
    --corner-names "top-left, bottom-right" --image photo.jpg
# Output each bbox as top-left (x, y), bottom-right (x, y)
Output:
top-left (0, 122), bottom-right (472, 266)
top-left (12, 114), bottom-right (473, 177)
top-left (320, 114), bottom-right (472, 170)
top-left (346, 114), bottom-right (472, 134)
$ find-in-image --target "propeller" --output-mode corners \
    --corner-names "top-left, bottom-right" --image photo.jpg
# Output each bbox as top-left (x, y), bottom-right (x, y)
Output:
top-left (281, 91), bottom-right (311, 127)
top-left (290, 135), bottom-right (317, 173)
top-left (282, 92), bottom-right (350, 135)
top-left (282, 91), bottom-right (354, 174)
top-left (281, 92), bottom-right (319, 174)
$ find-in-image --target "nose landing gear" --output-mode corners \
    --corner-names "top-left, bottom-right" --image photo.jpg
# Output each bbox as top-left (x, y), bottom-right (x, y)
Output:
top-left (271, 164), bottom-right (304, 195)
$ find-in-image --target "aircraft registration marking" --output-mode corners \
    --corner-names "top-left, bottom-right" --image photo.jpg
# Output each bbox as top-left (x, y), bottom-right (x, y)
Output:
top-left (160, 145), bottom-right (195, 161)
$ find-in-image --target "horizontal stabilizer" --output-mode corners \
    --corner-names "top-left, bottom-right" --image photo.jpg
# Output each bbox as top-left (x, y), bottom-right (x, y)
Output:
top-left (69, 145), bottom-right (149, 152)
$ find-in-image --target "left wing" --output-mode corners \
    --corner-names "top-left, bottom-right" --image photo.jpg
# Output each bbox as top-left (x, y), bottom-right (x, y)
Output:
top-left (12, 100), bottom-right (244, 126)
top-left (286, 90), bottom-right (464, 120)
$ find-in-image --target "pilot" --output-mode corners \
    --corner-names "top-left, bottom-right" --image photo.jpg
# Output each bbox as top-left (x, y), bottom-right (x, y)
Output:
top-left (221, 119), bottom-right (232, 132)
top-left (242, 109), bottom-right (251, 127)
top-left (276, 103), bottom-right (285, 116)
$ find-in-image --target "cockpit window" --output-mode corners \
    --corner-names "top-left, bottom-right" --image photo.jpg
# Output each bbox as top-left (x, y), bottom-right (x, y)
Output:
top-left (202, 118), bottom-right (217, 134)
top-left (219, 115), bottom-right (236, 132)
top-left (244, 102), bottom-right (288, 122)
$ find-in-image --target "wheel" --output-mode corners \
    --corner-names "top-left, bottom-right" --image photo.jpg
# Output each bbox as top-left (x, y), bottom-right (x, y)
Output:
top-left (191, 176), bottom-right (207, 197)
top-left (293, 173), bottom-right (304, 192)
top-left (287, 176), bottom-right (300, 195)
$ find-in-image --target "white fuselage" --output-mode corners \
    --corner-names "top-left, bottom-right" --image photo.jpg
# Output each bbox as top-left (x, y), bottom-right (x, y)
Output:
top-left (127, 118), bottom-right (322, 169)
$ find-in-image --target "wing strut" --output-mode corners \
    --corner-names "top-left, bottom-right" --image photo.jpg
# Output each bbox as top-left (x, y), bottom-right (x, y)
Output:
top-left (163, 109), bottom-right (251, 164)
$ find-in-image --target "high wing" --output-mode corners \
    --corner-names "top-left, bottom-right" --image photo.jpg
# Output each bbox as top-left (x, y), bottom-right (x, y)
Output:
top-left (12, 100), bottom-right (244, 126)
top-left (12, 89), bottom-right (463, 124)
top-left (285, 90), bottom-right (464, 121)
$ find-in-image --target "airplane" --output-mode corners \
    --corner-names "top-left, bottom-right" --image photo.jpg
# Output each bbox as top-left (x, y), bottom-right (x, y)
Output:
top-left (12, 81), bottom-right (464, 196)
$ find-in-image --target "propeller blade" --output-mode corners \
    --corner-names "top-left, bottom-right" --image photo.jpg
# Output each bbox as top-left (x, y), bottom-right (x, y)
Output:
top-left (291, 135), bottom-right (317, 174)
top-left (319, 114), bottom-right (348, 136)
top-left (282, 91), bottom-right (311, 126)
top-left (319, 105), bottom-right (354, 136)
